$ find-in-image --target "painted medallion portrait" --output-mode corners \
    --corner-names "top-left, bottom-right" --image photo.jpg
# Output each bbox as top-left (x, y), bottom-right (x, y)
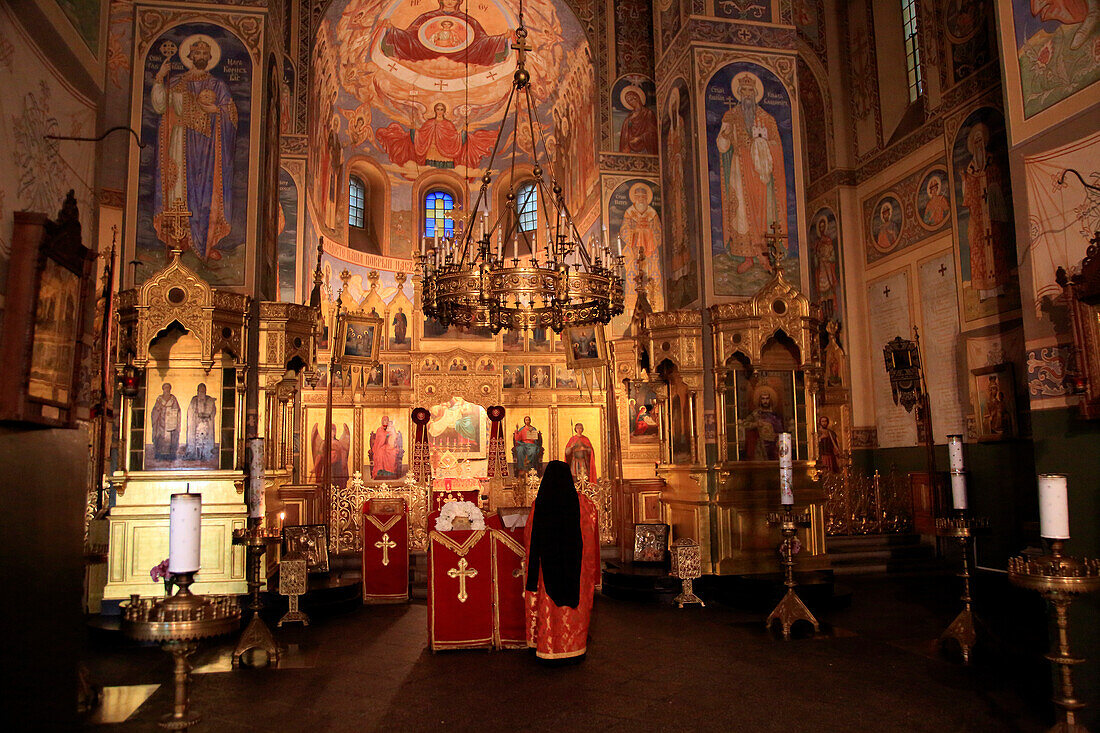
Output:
top-left (917, 168), bottom-right (952, 230)
top-left (869, 194), bottom-right (903, 253)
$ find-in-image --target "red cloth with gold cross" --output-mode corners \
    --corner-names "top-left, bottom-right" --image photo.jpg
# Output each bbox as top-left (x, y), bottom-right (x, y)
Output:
top-left (361, 498), bottom-right (409, 604)
top-left (490, 527), bottom-right (527, 649)
top-left (427, 529), bottom-right (493, 650)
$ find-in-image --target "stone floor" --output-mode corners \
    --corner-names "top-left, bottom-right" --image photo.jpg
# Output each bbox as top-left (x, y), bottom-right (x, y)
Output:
top-left (82, 571), bottom-right (1065, 732)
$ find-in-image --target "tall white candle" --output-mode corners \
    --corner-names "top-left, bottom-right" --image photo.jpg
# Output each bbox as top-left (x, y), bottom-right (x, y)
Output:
top-left (1038, 474), bottom-right (1070, 539)
top-left (248, 437), bottom-right (265, 519)
top-left (168, 492), bottom-right (202, 574)
top-left (779, 433), bottom-right (794, 505)
top-left (950, 473), bottom-right (968, 510)
top-left (947, 435), bottom-right (964, 473)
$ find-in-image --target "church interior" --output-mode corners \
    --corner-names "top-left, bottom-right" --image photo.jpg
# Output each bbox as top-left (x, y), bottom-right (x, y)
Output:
top-left (0, 0), bottom-right (1098, 729)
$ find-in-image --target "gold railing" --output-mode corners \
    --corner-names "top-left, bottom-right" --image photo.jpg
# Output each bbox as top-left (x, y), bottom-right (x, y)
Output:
top-left (579, 476), bottom-right (617, 546)
top-left (329, 472), bottom-right (430, 555)
top-left (823, 465), bottom-right (912, 536)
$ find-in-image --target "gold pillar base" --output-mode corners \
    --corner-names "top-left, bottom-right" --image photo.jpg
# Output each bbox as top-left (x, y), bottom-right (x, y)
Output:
top-left (159, 640), bottom-right (200, 731)
top-left (673, 577), bottom-right (704, 609)
top-left (232, 613), bottom-right (281, 668)
top-left (278, 595), bottom-right (310, 627)
top-left (766, 588), bottom-right (820, 641)
top-left (939, 607), bottom-right (978, 664)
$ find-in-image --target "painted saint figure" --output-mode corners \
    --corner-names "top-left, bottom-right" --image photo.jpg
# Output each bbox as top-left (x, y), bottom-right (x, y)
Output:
top-left (922, 176), bottom-right (950, 227)
top-left (311, 423), bottom-right (351, 487)
top-left (961, 123), bottom-right (1011, 301)
top-left (151, 35), bottom-right (238, 261)
top-left (741, 387), bottom-right (784, 460)
top-left (716, 72), bottom-right (786, 273)
top-left (186, 383), bottom-right (217, 461)
top-left (634, 404), bottom-right (658, 436)
top-left (377, 102), bottom-right (497, 169)
top-left (666, 86), bottom-right (690, 282)
top-left (370, 415), bottom-right (404, 479)
top-left (151, 383), bottom-right (182, 460)
top-left (380, 0), bottom-right (509, 66)
top-left (392, 307), bottom-right (408, 345)
top-left (876, 201), bottom-right (900, 251)
top-left (812, 215), bottom-right (838, 318)
top-left (564, 423), bottom-right (597, 483)
top-left (619, 183), bottom-right (665, 312)
top-left (618, 85), bottom-right (658, 155)
top-left (513, 416), bottom-right (544, 475)
top-left (816, 415), bottom-right (840, 473)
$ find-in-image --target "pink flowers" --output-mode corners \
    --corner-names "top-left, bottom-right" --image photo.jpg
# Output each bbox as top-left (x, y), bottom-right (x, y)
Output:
top-left (149, 558), bottom-right (170, 582)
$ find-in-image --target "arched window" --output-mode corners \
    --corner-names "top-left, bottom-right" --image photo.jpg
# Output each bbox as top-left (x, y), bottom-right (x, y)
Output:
top-left (424, 189), bottom-right (455, 238)
top-left (900, 0), bottom-right (924, 102)
top-left (516, 182), bottom-right (538, 232)
top-left (349, 176), bottom-right (366, 229)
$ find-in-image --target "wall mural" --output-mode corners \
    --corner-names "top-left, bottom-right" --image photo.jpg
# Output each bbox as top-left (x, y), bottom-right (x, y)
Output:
top-left (277, 167), bottom-right (298, 303)
top-left (951, 107), bottom-right (1021, 323)
top-left (1011, 0), bottom-right (1100, 119)
top-left (944, 0), bottom-right (994, 84)
top-left (705, 61), bottom-right (799, 297)
top-left (662, 78), bottom-right (699, 310)
top-left (135, 23), bottom-right (253, 287)
top-left (656, 0), bottom-right (681, 54)
top-left (808, 206), bottom-right (842, 325)
top-left (1023, 129), bottom-right (1100, 320)
top-left (863, 161), bottom-right (952, 265)
top-left (260, 54), bottom-right (281, 300)
top-left (713, 0), bottom-right (771, 22)
top-left (611, 75), bottom-right (658, 155)
top-left (57, 0), bottom-right (101, 55)
top-left (607, 178), bottom-right (663, 334)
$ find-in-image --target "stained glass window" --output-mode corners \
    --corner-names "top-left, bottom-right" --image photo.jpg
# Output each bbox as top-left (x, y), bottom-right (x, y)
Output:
top-left (424, 190), bottom-right (455, 238)
top-left (349, 176), bottom-right (366, 229)
top-left (901, 0), bottom-right (924, 102)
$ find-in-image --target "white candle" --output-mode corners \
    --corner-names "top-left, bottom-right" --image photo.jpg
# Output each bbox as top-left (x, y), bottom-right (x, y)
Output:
top-left (779, 433), bottom-right (793, 505)
top-left (947, 435), bottom-right (964, 472)
top-left (950, 473), bottom-right (968, 510)
top-left (1038, 474), bottom-right (1070, 539)
top-left (168, 493), bottom-right (202, 574)
top-left (248, 437), bottom-right (265, 519)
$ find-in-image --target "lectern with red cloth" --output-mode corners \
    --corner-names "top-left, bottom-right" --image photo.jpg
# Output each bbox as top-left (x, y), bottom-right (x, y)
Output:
top-left (361, 498), bottom-right (409, 604)
top-left (427, 529), bottom-right (493, 650)
top-left (490, 528), bottom-right (527, 649)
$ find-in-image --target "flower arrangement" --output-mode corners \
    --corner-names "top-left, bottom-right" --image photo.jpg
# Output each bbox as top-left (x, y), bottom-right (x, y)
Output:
top-left (434, 501), bottom-right (485, 532)
top-left (150, 558), bottom-right (172, 595)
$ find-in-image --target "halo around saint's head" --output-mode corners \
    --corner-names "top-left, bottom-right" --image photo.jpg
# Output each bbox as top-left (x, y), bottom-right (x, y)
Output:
top-left (628, 182), bottom-right (652, 205)
top-left (731, 72), bottom-right (764, 104)
top-left (179, 34), bottom-right (222, 71)
top-left (620, 84), bottom-right (646, 110)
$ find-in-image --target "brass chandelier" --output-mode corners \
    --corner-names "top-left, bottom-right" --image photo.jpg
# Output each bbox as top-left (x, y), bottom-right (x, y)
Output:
top-left (417, 12), bottom-right (625, 333)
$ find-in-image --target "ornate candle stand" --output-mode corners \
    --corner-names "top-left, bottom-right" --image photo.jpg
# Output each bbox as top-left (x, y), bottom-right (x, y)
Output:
top-left (765, 506), bottom-right (820, 640)
top-left (1009, 541), bottom-right (1100, 733)
top-left (231, 525), bottom-right (283, 667)
top-left (278, 553), bottom-right (310, 627)
top-left (935, 512), bottom-right (990, 664)
top-left (121, 573), bottom-right (240, 730)
top-left (669, 538), bottom-right (705, 609)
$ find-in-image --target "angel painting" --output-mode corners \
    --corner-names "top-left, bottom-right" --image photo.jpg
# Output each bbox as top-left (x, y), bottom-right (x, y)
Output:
top-left (310, 423), bottom-right (351, 488)
top-left (376, 101), bottom-right (497, 171)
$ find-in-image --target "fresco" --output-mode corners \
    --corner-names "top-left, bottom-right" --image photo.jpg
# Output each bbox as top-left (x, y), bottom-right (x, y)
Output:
top-left (57, 0), bottom-right (100, 54)
top-left (608, 178), bottom-right (663, 334)
top-left (1012, 0), bottom-right (1100, 118)
top-left (611, 75), bottom-right (658, 155)
top-left (277, 168), bottom-right (298, 303)
top-left (260, 54), bottom-right (280, 299)
top-left (713, 1), bottom-right (771, 22)
top-left (808, 206), bottom-right (842, 325)
top-left (135, 23), bottom-right (252, 287)
top-left (945, 0), bottom-right (994, 83)
top-left (1023, 129), bottom-right (1100, 319)
top-left (656, 0), bottom-right (681, 52)
top-left (705, 61), bottom-right (799, 296)
top-left (662, 78), bottom-right (699, 310)
top-left (951, 107), bottom-right (1021, 322)
top-left (862, 161), bottom-right (951, 265)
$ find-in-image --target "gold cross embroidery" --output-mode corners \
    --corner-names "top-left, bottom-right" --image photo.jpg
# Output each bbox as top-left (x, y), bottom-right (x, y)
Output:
top-left (375, 533), bottom-right (397, 566)
top-left (447, 557), bottom-right (478, 603)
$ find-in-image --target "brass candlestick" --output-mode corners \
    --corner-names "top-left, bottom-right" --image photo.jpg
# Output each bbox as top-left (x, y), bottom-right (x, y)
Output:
top-left (765, 506), bottom-right (820, 640)
top-left (935, 512), bottom-right (990, 664)
top-left (231, 525), bottom-right (283, 667)
top-left (121, 573), bottom-right (240, 730)
top-left (1009, 540), bottom-right (1100, 733)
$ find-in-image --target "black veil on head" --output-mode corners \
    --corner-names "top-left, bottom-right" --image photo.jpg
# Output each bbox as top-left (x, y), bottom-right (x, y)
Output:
top-left (525, 460), bottom-right (583, 608)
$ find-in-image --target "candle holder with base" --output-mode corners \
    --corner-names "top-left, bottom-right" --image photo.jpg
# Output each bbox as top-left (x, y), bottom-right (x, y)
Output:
top-left (231, 524), bottom-right (283, 667)
top-left (935, 512), bottom-right (990, 664)
top-left (120, 572), bottom-right (240, 730)
top-left (765, 506), bottom-right (820, 640)
top-left (1009, 540), bottom-right (1100, 733)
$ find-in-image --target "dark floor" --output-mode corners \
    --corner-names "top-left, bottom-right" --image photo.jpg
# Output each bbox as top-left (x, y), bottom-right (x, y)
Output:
top-left (81, 571), bottom-right (1069, 732)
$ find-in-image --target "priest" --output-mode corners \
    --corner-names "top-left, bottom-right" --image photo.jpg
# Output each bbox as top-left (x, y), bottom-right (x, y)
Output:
top-left (524, 461), bottom-right (601, 663)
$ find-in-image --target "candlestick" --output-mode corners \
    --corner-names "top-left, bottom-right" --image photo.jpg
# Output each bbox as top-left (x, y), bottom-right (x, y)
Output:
top-left (778, 433), bottom-right (793, 505)
top-left (248, 437), bottom-right (265, 520)
top-left (278, 511), bottom-right (285, 532)
top-left (1038, 473), bottom-right (1070, 539)
top-left (169, 493), bottom-right (202, 574)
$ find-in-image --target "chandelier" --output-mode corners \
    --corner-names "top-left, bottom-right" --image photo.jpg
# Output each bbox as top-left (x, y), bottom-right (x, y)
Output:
top-left (417, 12), bottom-right (625, 334)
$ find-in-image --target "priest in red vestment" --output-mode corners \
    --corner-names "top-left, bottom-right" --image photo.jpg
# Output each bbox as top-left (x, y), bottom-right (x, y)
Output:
top-left (524, 461), bottom-right (601, 663)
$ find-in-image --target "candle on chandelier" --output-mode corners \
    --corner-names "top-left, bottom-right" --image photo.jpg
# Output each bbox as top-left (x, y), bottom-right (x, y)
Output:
top-left (168, 492), bottom-right (202, 574)
top-left (779, 433), bottom-right (793, 505)
top-left (1038, 474), bottom-right (1070, 539)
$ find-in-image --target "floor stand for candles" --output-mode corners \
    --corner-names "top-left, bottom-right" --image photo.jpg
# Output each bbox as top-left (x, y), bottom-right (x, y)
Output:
top-left (121, 573), bottom-right (240, 730)
top-left (935, 513), bottom-right (989, 664)
top-left (231, 525), bottom-right (283, 668)
top-left (1009, 541), bottom-right (1100, 733)
top-left (765, 506), bottom-right (820, 640)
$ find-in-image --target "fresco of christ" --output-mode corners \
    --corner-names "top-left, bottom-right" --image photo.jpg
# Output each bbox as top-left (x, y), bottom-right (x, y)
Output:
top-left (380, 0), bottom-right (510, 66)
